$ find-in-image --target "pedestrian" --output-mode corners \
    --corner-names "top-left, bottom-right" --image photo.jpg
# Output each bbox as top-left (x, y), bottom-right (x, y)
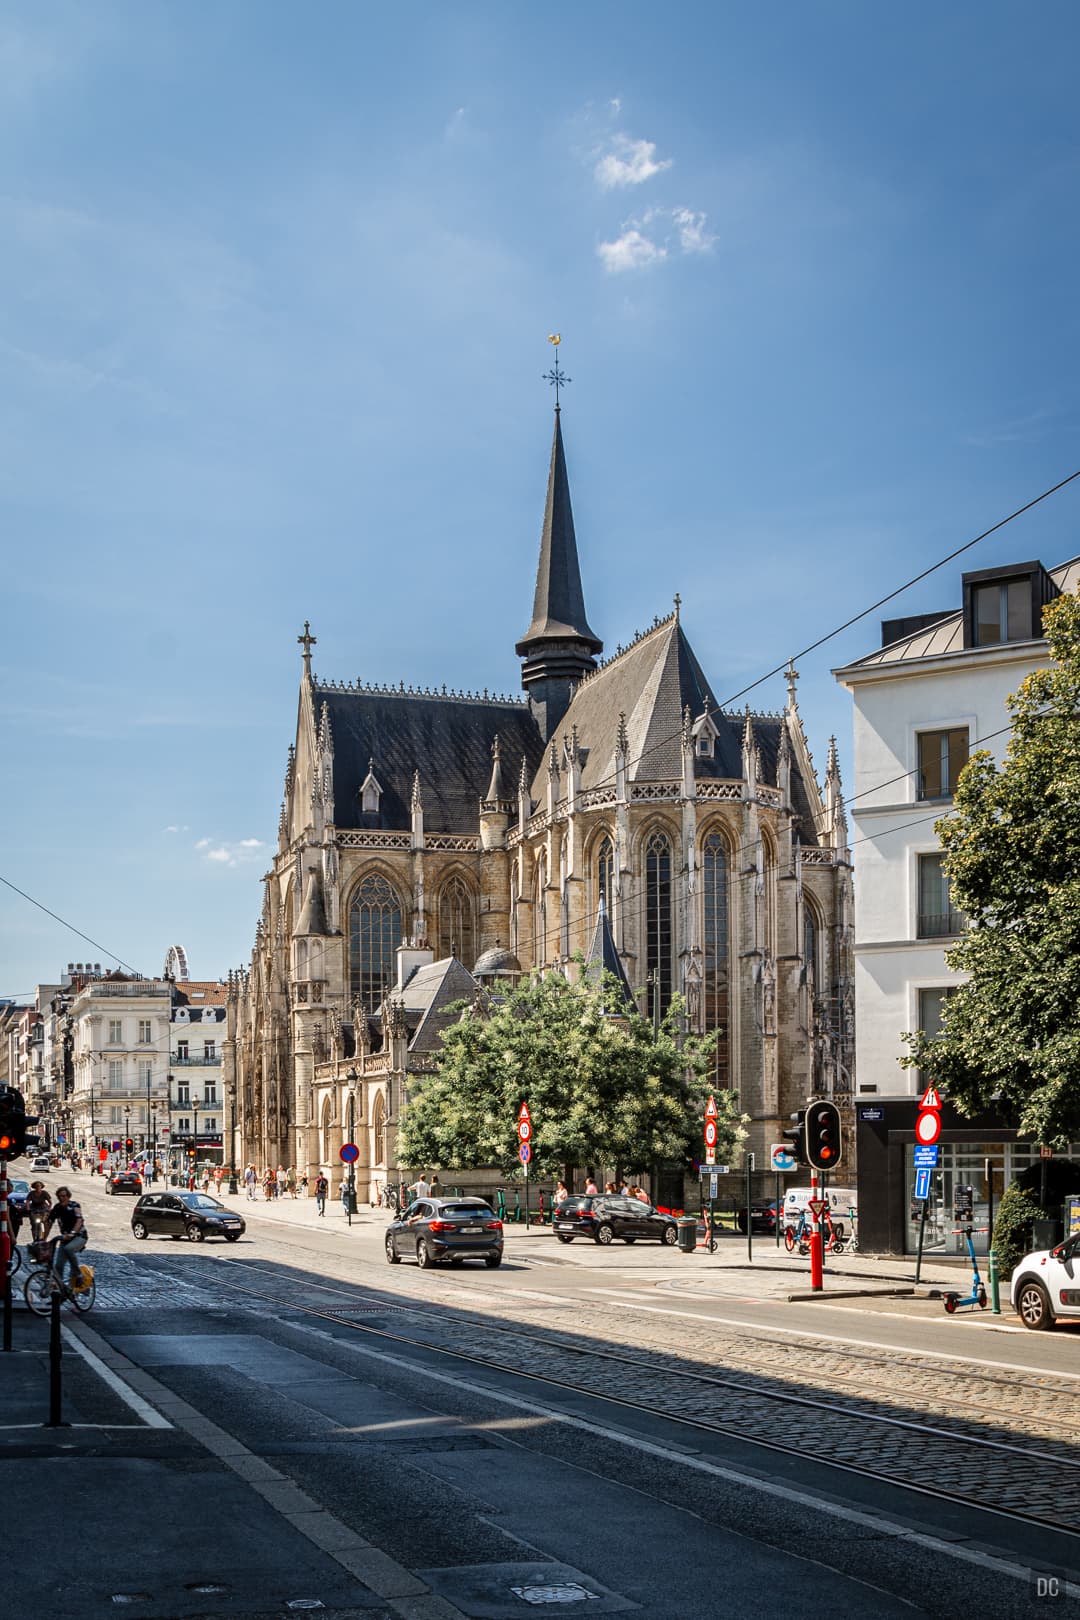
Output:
top-left (408, 1172), bottom-right (431, 1199)
top-left (604, 1181), bottom-right (616, 1194)
top-left (244, 1164), bottom-right (255, 1200)
top-left (286, 1165), bottom-right (297, 1199)
top-left (300, 1172), bottom-right (309, 1197)
top-left (619, 1181), bottom-right (629, 1195)
top-left (275, 1165), bottom-right (287, 1199)
top-left (429, 1174), bottom-right (441, 1198)
top-left (314, 1172), bottom-right (328, 1216)
top-left (553, 1180), bottom-right (568, 1206)
top-left (584, 1174), bottom-right (598, 1196)
top-left (263, 1169), bottom-right (274, 1200)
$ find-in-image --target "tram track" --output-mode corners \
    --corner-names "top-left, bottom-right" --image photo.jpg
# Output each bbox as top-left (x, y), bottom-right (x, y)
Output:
top-left (164, 1253), bottom-right (1080, 1538)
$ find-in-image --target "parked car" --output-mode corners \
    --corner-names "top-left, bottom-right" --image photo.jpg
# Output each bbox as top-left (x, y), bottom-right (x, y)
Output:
top-left (553, 1195), bottom-right (679, 1246)
top-left (104, 1171), bottom-right (142, 1195)
top-left (736, 1202), bottom-right (780, 1235)
top-left (5, 1178), bottom-right (30, 1215)
top-left (1010, 1233), bottom-right (1080, 1330)
top-left (385, 1197), bottom-right (503, 1269)
top-left (131, 1191), bottom-right (245, 1243)
top-left (30, 1155), bottom-right (52, 1171)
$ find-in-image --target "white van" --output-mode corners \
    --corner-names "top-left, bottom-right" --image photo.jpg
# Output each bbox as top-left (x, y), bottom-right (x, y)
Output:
top-left (783, 1186), bottom-right (858, 1232)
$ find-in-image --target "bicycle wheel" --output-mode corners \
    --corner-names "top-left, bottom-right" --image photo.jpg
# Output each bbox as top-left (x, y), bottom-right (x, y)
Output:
top-left (783, 1226), bottom-right (796, 1253)
top-left (72, 1272), bottom-right (96, 1312)
top-left (830, 1236), bottom-right (845, 1255)
top-left (24, 1268), bottom-right (54, 1316)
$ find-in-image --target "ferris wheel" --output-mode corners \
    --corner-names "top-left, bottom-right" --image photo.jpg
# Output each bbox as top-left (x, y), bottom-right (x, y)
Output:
top-left (163, 944), bottom-right (189, 982)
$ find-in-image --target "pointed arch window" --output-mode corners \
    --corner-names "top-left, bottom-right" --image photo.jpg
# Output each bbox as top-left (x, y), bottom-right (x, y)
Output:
top-left (533, 853), bottom-right (547, 968)
top-left (349, 874), bottom-right (404, 1014)
top-left (372, 1090), bottom-right (386, 1166)
top-left (596, 835), bottom-right (614, 914)
top-left (804, 906), bottom-right (819, 994)
top-left (438, 875), bottom-right (476, 968)
top-left (645, 830), bottom-right (673, 1022)
top-left (702, 833), bottom-right (730, 1085)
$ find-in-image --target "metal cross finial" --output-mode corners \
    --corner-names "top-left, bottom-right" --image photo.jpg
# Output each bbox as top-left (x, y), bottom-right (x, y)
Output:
top-left (298, 621), bottom-right (317, 669)
top-left (673, 592), bottom-right (681, 620)
top-left (544, 332), bottom-right (571, 409)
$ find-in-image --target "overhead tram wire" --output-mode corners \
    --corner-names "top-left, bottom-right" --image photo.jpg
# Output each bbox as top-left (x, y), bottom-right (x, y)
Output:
top-left (0, 871), bottom-right (143, 978)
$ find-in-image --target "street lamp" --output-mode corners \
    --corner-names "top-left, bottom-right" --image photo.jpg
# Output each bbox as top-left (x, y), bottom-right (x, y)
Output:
top-left (191, 1096), bottom-right (200, 1187)
top-left (124, 1105), bottom-right (131, 1161)
top-left (227, 1084), bottom-right (238, 1195)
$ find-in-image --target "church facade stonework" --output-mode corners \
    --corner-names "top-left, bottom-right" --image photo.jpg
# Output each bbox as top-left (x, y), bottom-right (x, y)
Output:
top-left (226, 411), bottom-right (854, 1198)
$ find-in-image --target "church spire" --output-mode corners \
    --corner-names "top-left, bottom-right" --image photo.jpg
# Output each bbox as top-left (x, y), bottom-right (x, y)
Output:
top-left (516, 403), bottom-right (602, 741)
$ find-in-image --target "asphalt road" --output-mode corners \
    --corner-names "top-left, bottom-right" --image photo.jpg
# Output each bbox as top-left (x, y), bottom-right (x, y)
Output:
top-left (11, 1173), bottom-right (1076, 1620)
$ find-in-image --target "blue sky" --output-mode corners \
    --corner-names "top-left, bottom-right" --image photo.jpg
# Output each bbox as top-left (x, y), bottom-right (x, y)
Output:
top-left (3, 2), bottom-right (1080, 995)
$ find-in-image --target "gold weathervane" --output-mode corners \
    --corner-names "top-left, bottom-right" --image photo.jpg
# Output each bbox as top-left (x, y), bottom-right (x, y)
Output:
top-left (544, 333), bottom-right (570, 407)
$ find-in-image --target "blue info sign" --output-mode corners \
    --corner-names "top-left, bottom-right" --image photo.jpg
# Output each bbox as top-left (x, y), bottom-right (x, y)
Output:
top-left (913, 1144), bottom-right (939, 1169)
top-left (914, 1167), bottom-right (931, 1201)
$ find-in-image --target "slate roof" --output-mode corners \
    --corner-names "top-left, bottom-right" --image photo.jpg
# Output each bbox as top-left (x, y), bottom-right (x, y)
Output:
top-left (516, 411), bottom-right (602, 656)
top-left (379, 956), bottom-right (477, 1054)
top-left (318, 688), bottom-right (545, 834)
top-left (583, 901), bottom-right (635, 1009)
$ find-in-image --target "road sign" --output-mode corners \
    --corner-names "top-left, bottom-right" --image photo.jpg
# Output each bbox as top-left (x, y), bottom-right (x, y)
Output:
top-left (704, 1120), bottom-right (718, 1149)
top-left (919, 1086), bottom-right (943, 1111)
top-left (99, 1148), bottom-right (108, 1161)
top-left (709, 1174), bottom-right (718, 1198)
top-left (518, 1118), bottom-right (531, 1142)
top-left (770, 1144), bottom-right (797, 1173)
top-left (913, 1144), bottom-right (939, 1169)
top-left (1040, 1144), bottom-right (1054, 1160)
top-left (339, 1142), bottom-right (359, 1164)
top-left (699, 1165), bottom-right (729, 1177)
top-left (518, 1142), bottom-right (531, 1165)
top-left (914, 1167), bottom-right (931, 1201)
top-left (705, 1096), bottom-right (718, 1119)
top-left (915, 1110), bottom-right (941, 1146)
top-left (806, 1198), bottom-right (828, 1219)
top-left (518, 1102), bottom-right (531, 1122)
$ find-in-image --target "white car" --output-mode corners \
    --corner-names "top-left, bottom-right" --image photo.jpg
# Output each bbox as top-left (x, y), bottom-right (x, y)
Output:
top-left (1010, 1232), bottom-right (1080, 1330)
top-left (30, 1156), bottom-right (51, 1171)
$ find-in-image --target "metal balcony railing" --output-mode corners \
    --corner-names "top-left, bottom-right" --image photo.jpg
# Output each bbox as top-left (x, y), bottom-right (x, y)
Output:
top-left (170, 1053), bottom-right (220, 1065)
top-left (917, 908), bottom-right (966, 939)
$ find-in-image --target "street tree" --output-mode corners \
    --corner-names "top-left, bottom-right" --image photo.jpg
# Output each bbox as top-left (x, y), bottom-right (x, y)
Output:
top-left (906, 591), bottom-right (1080, 1145)
top-left (397, 966), bottom-right (744, 1177)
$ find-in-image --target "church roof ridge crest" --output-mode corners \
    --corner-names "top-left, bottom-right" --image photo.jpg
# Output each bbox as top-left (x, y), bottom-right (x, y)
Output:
top-left (574, 605), bottom-right (679, 688)
top-left (314, 675), bottom-right (525, 706)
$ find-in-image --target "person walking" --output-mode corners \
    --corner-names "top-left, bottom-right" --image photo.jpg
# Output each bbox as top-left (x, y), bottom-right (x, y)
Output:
top-left (263, 1168), bottom-right (274, 1200)
top-left (275, 1165), bottom-right (287, 1200)
top-left (553, 1180), bottom-right (568, 1207)
top-left (286, 1165), bottom-right (297, 1199)
top-left (584, 1174), bottom-right (599, 1196)
top-left (314, 1172), bottom-right (328, 1217)
top-left (244, 1164), bottom-right (255, 1200)
top-left (300, 1172), bottom-right (309, 1197)
top-left (408, 1173), bottom-right (431, 1200)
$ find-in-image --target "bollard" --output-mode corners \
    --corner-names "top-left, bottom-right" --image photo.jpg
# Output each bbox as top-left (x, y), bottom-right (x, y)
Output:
top-left (989, 1247), bottom-right (1001, 1316)
top-left (46, 1291), bottom-right (67, 1428)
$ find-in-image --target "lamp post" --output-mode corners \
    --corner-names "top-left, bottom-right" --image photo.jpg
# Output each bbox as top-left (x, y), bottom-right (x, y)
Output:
top-left (146, 1061), bottom-right (152, 1156)
top-left (149, 1106), bottom-right (156, 1184)
top-left (124, 1105), bottom-right (131, 1163)
top-left (191, 1096), bottom-right (200, 1188)
top-left (227, 1084), bottom-right (238, 1195)
top-left (344, 1068), bottom-right (358, 1219)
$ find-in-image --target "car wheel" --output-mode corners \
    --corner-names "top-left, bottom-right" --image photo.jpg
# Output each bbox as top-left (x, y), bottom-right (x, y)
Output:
top-left (595, 1223), bottom-right (614, 1246)
top-left (225, 1233), bottom-right (241, 1243)
top-left (385, 1233), bottom-right (400, 1265)
top-left (1017, 1280), bottom-right (1054, 1330)
top-left (485, 1253), bottom-right (502, 1268)
top-left (185, 1224), bottom-right (205, 1242)
top-left (416, 1239), bottom-right (433, 1269)
top-left (132, 1221), bottom-right (148, 1240)
top-left (556, 1234), bottom-right (573, 1244)
top-left (661, 1224), bottom-right (678, 1246)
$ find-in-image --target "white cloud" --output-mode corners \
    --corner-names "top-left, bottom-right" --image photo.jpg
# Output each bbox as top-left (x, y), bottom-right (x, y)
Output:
top-left (195, 836), bottom-right (211, 849)
top-left (205, 846), bottom-right (231, 864)
top-left (594, 134), bottom-right (672, 190)
top-left (238, 837), bottom-right (264, 848)
top-left (673, 207), bottom-right (714, 254)
top-left (164, 824), bottom-right (190, 833)
top-left (597, 228), bottom-right (666, 273)
top-left (195, 834), bottom-right (266, 869)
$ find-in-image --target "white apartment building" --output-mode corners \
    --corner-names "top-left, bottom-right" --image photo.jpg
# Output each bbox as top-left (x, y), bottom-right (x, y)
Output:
top-left (167, 980), bottom-right (228, 1170)
top-left (69, 972), bottom-right (172, 1156)
top-left (834, 554), bottom-right (1079, 1252)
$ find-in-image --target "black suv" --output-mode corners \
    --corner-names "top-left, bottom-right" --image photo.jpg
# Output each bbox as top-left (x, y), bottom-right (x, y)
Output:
top-left (553, 1195), bottom-right (678, 1246)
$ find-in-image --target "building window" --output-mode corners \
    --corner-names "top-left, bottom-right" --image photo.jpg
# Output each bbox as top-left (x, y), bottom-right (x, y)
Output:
top-left (178, 1117), bottom-right (190, 1134)
top-left (176, 1040), bottom-right (188, 1061)
top-left (139, 1061), bottom-right (152, 1086)
top-left (973, 579), bottom-right (1030, 646)
top-left (533, 854), bottom-right (547, 967)
top-left (918, 986), bottom-right (958, 1043)
top-left (645, 830), bottom-right (674, 1022)
top-left (917, 854), bottom-right (965, 938)
top-left (203, 1040), bottom-right (216, 1061)
top-left (107, 1060), bottom-right (123, 1088)
top-left (177, 1084), bottom-right (190, 1106)
top-left (205, 1118), bottom-right (217, 1133)
top-left (349, 873), bottom-right (404, 1014)
top-left (205, 1087), bottom-right (218, 1106)
top-left (110, 1106), bottom-right (123, 1125)
top-left (702, 834), bottom-right (729, 1083)
top-left (438, 876), bottom-right (476, 968)
top-left (373, 1091), bottom-right (386, 1165)
top-left (596, 835), bottom-right (614, 913)
top-left (917, 728), bottom-right (969, 801)
top-left (138, 1019), bottom-right (152, 1044)
top-left (108, 1019), bottom-right (123, 1043)
top-left (696, 735), bottom-right (713, 758)
top-left (804, 907), bottom-right (819, 991)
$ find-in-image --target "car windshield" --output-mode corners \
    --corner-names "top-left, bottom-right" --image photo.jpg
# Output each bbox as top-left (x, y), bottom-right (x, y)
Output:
top-left (180, 1193), bottom-right (223, 1210)
top-left (439, 1204), bottom-right (493, 1217)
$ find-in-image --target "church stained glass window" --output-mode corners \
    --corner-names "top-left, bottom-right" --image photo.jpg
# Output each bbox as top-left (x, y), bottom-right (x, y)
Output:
top-left (702, 833), bottom-right (729, 1084)
top-left (349, 874), bottom-right (404, 1014)
top-left (645, 830), bottom-right (673, 1022)
top-left (533, 853), bottom-right (547, 967)
top-left (438, 875), bottom-right (476, 968)
top-left (596, 835), bottom-right (614, 913)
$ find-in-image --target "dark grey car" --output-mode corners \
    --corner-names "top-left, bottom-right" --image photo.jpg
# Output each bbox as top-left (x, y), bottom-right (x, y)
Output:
top-left (385, 1197), bottom-right (504, 1269)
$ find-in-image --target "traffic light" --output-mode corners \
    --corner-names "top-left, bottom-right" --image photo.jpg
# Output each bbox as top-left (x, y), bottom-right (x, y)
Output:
top-left (805, 1100), bottom-right (842, 1173)
top-left (125, 1137), bottom-right (134, 1152)
top-left (23, 1112), bottom-right (41, 1157)
top-left (782, 1109), bottom-right (808, 1167)
top-left (0, 1086), bottom-right (27, 1159)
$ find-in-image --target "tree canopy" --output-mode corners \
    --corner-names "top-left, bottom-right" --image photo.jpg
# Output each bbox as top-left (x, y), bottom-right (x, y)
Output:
top-left (906, 591), bottom-right (1080, 1145)
top-left (397, 966), bottom-right (744, 1176)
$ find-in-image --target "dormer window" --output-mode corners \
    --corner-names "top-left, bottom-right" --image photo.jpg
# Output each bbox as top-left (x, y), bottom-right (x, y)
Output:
top-left (963, 561), bottom-right (1056, 649)
top-left (360, 759), bottom-right (383, 815)
top-left (691, 711), bottom-right (718, 760)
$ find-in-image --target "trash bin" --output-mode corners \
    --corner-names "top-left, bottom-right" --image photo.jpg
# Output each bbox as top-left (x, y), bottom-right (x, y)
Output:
top-left (1033, 1217), bottom-right (1062, 1250)
top-left (676, 1216), bottom-right (698, 1254)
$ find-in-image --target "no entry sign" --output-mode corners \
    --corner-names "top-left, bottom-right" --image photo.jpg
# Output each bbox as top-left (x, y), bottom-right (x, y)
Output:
top-left (915, 1110), bottom-right (941, 1146)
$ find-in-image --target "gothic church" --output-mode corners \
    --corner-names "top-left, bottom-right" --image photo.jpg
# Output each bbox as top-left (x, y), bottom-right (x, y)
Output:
top-left (226, 408), bottom-right (854, 1198)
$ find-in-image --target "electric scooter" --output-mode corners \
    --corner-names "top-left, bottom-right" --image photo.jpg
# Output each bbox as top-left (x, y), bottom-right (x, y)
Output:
top-left (942, 1224), bottom-right (988, 1313)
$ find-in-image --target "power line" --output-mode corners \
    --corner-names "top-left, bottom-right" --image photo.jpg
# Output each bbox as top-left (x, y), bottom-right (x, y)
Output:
top-left (0, 872), bottom-right (142, 977)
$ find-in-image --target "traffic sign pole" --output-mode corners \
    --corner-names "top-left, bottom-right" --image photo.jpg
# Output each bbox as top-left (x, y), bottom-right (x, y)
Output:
top-left (518, 1103), bottom-right (531, 1230)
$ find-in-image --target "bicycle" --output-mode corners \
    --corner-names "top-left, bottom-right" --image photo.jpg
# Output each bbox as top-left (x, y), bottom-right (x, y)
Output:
top-left (783, 1208), bottom-right (845, 1256)
top-left (23, 1238), bottom-right (96, 1316)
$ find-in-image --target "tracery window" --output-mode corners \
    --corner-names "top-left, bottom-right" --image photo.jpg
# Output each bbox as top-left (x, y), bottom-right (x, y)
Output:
top-left (645, 830), bottom-right (673, 1022)
top-left (596, 835), bottom-right (614, 914)
top-left (349, 874), bottom-right (404, 1014)
top-left (438, 875), bottom-right (476, 968)
top-left (702, 833), bottom-right (730, 1084)
top-left (372, 1091), bottom-right (386, 1165)
top-left (762, 834), bottom-right (778, 956)
top-left (804, 906), bottom-right (819, 993)
top-left (533, 853), bottom-right (547, 967)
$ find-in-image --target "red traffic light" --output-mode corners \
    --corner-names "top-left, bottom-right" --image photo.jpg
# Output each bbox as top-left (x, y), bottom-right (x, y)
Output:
top-left (804, 1101), bottom-right (843, 1174)
top-left (0, 1132), bottom-right (14, 1154)
top-left (125, 1137), bottom-right (134, 1151)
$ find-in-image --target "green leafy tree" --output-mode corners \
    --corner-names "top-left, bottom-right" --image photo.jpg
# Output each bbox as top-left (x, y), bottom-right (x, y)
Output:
top-left (906, 591), bottom-right (1080, 1144)
top-left (397, 966), bottom-right (744, 1177)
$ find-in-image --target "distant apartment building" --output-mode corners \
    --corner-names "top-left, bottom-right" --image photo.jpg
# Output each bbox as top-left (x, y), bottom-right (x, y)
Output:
top-left (167, 980), bottom-right (228, 1169)
top-left (834, 554), bottom-right (1080, 1253)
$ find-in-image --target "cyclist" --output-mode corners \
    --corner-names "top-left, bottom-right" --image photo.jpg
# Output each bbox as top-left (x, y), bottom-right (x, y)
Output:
top-left (27, 1181), bottom-right (52, 1241)
top-left (46, 1187), bottom-right (88, 1295)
